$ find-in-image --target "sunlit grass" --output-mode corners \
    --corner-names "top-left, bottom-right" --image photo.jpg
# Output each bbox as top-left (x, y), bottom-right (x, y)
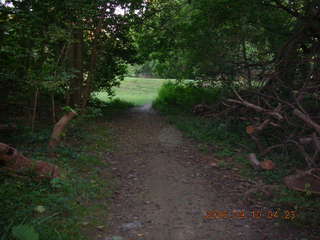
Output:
top-left (96, 77), bottom-right (173, 105)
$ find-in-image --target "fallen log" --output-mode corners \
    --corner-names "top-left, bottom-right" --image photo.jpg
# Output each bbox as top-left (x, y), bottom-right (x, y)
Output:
top-left (0, 143), bottom-right (60, 179)
top-left (49, 110), bottom-right (78, 149)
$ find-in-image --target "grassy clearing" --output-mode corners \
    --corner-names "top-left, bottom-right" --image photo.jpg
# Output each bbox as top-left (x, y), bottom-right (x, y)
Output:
top-left (153, 82), bottom-right (320, 230)
top-left (0, 99), bottom-right (130, 240)
top-left (96, 77), bottom-right (172, 106)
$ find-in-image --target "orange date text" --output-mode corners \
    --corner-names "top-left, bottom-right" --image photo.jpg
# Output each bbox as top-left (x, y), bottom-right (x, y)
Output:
top-left (203, 209), bottom-right (296, 220)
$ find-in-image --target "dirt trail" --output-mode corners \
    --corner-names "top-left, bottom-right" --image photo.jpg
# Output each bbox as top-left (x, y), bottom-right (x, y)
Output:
top-left (102, 105), bottom-right (313, 240)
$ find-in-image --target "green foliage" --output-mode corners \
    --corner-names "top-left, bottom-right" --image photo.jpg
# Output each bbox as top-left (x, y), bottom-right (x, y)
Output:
top-left (87, 97), bottom-right (134, 117)
top-left (153, 81), bottom-right (227, 112)
top-left (166, 114), bottom-right (248, 152)
top-left (0, 117), bottom-right (115, 240)
top-left (0, 0), bottom-right (150, 117)
top-left (126, 61), bottom-right (160, 78)
top-left (126, 60), bottom-right (160, 78)
top-left (136, 0), bottom-right (292, 82)
top-left (61, 106), bottom-right (76, 113)
top-left (11, 225), bottom-right (39, 240)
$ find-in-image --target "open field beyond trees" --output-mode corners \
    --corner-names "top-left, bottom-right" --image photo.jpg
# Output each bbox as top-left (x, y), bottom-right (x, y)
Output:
top-left (96, 77), bottom-right (173, 106)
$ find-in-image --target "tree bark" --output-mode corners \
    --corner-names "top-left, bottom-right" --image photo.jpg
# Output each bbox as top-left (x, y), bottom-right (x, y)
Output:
top-left (0, 143), bottom-right (60, 179)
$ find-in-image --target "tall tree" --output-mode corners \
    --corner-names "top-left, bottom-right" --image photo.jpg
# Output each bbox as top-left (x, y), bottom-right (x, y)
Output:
top-left (0, 0), bottom-right (149, 116)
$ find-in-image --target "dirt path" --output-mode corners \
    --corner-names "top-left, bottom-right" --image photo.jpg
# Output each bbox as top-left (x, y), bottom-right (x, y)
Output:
top-left (102, 105), bottom-right (313, 240)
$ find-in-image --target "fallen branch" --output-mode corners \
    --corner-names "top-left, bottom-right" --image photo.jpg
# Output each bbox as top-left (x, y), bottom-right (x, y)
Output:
top-left (49, 110), bottom-right (78, 149)
top-left (227, 99), bottom-right (283, 120)
top-left (0, 143), bottom-right (60, 179)
top-left (293, 109), bottom-right (320, 135)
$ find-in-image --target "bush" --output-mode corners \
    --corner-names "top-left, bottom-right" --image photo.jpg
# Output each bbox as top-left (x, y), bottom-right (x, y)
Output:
top-left (153, 81), bottom-right (227, 113)
top-left (86, 97), bottom-right (133, 117)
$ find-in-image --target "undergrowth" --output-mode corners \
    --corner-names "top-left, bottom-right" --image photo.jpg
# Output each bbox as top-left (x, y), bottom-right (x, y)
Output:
top-left (153, 81), bottom-right (227, 113)
top-left (153, 81), bottom-right (320, 229)
top-left (0, 98), bottom-right (130, 240)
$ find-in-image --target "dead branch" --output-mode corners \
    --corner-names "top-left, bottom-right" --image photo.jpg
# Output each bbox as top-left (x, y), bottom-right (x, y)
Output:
top-left (293, 109), bottom-right (320, 134)
top-left (227, 99), bottom-right (283, 120)
top-left (260, 144), bottom-right (284, 156)
top-left (255, 119), bottom-right (271, 132)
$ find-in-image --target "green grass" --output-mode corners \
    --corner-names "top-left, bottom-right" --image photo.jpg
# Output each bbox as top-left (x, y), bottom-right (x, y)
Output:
top-left (0, 106), bottom-right (122, 240)
top-left (96, 77), bottom-right (173, 106)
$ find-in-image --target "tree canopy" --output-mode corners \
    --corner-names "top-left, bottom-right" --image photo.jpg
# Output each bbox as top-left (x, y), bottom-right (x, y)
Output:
top-left (136, 0), bottom-right (318, 86)
top-left (0, 0), bottom-right (149, 110)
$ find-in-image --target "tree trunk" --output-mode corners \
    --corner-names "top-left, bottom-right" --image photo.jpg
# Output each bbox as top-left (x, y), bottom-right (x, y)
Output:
top-left (49, 110), bottom-right (78, 149)
top-left (31, 88), bottom-right (39, 132)
top-left (81, 22), bottom-right (103, 109)
top-left (0, 143), bottom-right (60, 179)
top-left (242, 39), bottom-right (252, 87)
top-left (68, 30), bottom-right (84, 108)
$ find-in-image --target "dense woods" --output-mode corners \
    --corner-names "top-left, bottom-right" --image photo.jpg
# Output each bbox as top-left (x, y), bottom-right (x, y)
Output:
top-left (138, 0), bottom-right (320, 169)
top-left (0, 0), bottom-right (148, 119)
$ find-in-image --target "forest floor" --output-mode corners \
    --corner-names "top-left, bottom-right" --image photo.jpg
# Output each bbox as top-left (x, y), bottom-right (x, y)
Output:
top-left (94, 104), bottom-right (316, 240)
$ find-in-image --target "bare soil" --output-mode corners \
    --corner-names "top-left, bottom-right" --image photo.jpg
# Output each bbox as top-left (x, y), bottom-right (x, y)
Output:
top-left (99, 105), bottom-right (316, 240)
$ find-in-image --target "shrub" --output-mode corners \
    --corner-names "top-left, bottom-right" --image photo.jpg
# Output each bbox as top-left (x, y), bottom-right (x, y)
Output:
top-left (153, 81), bottom-right (227, 113)
top-left (86, 97), bottom-right (133, 117)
